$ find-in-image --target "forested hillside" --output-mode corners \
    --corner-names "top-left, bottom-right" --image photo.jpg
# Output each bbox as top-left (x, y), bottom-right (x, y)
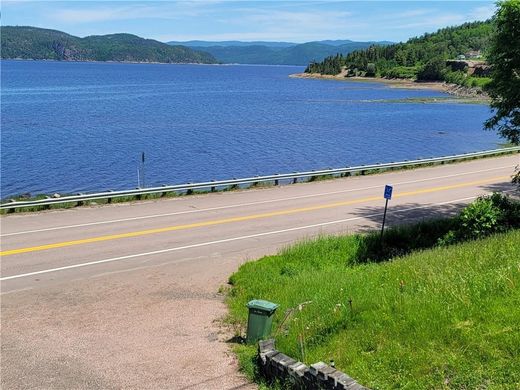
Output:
top-left (1, 26), bottom-right (217, 64)
top-left (305, 21), bottom-right (493, 85)
top-left (169, 40), bottom-right (392, 65)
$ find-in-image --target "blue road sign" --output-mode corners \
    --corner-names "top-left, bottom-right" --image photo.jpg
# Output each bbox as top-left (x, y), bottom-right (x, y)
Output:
top-left (384, 185), bottom-right (393, 200)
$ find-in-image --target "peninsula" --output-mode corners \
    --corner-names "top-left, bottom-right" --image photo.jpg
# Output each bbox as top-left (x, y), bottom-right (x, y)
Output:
top-left (302, 21), bottom-right (492, 95)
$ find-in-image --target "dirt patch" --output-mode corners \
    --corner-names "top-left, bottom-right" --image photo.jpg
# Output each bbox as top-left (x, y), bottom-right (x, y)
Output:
top-left (1, 261), bottom-right (255, 389)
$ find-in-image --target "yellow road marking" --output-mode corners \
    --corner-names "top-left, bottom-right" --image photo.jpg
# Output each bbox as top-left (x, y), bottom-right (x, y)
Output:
top-left (0, 176), bottom-right (508, 256)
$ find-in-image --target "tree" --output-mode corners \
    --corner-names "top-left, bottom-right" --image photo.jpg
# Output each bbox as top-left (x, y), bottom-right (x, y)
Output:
top-left (417, 58), bottom-right (447, 80)
top-left (484, 0), bottom-right (520, 145)
top-left (366, 63), bottom-right (376, 76)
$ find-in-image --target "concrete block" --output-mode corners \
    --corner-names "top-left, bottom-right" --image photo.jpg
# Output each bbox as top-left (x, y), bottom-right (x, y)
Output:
top-left (288, 361), bottom-right (308, 378)
top-left (336, 373), bottom-right (357, 387)
top-left (272, 352), bottom-right (290, 364)
top-left (317, 365), bottom-right (337, 380)
top-left (309, 361), bottom-right (328, 376)
top-left (258, 339), bottom-right (275, 354)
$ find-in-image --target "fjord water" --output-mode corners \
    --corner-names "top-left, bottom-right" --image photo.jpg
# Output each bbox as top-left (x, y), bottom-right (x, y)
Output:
top-left (1, 60), bottom-right (499, 197)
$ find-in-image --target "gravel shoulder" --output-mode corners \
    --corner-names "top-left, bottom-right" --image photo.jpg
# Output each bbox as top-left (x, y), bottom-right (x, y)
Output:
top-left (1, 253), bottom-right (256, 389)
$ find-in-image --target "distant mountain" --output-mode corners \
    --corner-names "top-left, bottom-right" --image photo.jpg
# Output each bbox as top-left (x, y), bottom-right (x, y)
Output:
top-left (167, 40), bottom-right (392, 65)
top-left (167, 40), bottom-right (296, 48)
top-left (1, 26), bottom-right (217, 64)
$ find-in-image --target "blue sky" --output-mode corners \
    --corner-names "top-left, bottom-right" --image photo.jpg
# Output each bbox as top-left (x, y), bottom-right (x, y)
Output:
top-left (2, 1), bottom-right (497, 43)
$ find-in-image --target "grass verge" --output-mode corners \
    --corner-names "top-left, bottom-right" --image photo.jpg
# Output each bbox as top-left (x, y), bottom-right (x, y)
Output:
top-left (226, 227), bottom-right (520, 389)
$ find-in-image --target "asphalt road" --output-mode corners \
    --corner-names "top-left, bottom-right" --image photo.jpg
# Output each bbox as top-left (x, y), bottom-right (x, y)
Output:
top-left (1, 154), bottom-right (518, 389)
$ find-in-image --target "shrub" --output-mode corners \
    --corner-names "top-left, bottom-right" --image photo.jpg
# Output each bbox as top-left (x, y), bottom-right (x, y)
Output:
top-left (459, 197), bottom-right (503, 238)
top-left (417, 58), bottom-right (447, 81)
top-left (366, 63), bottom-right (376, 77)
top-left (443, 70), bottom-right (467, 85)
top-left (439, 193), bottom-right (520, 244)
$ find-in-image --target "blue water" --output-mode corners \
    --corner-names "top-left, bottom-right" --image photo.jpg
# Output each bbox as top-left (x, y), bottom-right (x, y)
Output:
top-left (1, 60), bottom-right (499, 197)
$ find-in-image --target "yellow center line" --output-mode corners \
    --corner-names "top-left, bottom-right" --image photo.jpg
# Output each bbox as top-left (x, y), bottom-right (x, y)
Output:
top-left (0, 175), bottom-right (508, 256)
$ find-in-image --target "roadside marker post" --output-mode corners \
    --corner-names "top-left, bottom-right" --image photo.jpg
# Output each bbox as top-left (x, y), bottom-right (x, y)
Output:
top-left (141, 152), bottom-right (146, 188)
top-left (380, 185), bottom-right (393, 242)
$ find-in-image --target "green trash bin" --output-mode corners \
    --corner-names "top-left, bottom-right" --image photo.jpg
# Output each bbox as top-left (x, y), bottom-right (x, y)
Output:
top-left (246, 299), bottom-right (279, 344)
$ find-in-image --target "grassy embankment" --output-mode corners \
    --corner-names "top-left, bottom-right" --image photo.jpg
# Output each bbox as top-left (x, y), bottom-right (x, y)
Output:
top-left (226, 198), bottom-right (520, 388)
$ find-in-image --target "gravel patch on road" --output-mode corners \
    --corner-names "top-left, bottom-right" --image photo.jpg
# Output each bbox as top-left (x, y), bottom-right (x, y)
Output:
top-left (1, 256), bottom-right (256, 389)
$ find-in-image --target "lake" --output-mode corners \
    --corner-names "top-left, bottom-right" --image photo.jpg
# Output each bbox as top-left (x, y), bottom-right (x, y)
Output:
top-left (1, 60), bottom-right (500, 198)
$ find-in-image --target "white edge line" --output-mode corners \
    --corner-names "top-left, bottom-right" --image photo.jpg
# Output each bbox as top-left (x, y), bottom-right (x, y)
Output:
top-left (0, 195), bottom-right (480, 282)
top-left (1, 164), bottom-right (515, 237)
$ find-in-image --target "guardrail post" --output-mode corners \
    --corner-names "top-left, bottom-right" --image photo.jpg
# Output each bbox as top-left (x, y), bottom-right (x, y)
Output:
top-left (43, 196), bottom-right (51, 210)
top-left (211, 180), bottom-right (216, 192)
top-left (107, 190), bottom-right (113, 204)
top-left (186, 183), bottom-right (193, 195)
top-left (7, 200), bottom-right (15, 213)
top-left (76, 193), bottom-right (84, 207)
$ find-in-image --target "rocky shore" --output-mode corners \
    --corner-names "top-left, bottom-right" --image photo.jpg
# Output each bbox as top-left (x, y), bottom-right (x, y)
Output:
top-left (290, 72), bottom-right (489, 101)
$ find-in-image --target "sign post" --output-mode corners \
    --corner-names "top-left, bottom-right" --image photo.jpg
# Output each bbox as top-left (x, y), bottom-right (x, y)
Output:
top-left (141, 152), bottom-right (145, 188)
top-left (381, 185), bottom-right (393, 242)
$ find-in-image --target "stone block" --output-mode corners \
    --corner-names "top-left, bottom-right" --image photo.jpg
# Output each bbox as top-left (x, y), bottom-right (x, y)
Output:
top-left (288, 361), bottom-right (308, 378)
top-left (258, 339), bottom-right (275, 354)
top-left (317, 365), bottom-right (337, 380)
top-left (309, 361), bottom-right (328, 376)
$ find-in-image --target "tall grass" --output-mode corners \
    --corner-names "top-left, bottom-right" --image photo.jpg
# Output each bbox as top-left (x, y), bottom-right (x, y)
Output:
top-left (227, 229), bottom-right (520, 388)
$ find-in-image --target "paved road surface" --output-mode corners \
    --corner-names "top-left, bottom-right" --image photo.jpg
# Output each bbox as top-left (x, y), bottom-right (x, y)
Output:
top-left (1, 155), bottom-right (518, 389)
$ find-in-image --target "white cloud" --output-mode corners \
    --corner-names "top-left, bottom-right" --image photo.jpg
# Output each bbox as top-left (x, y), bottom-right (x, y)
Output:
top-left (48, 2), bottom-right (220, 24)
top-left (469, 4), bottom-right (496, 20)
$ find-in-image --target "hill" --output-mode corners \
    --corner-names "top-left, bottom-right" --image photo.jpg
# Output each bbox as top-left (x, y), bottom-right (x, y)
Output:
top-left (167, 40), bottom-right (391, 65)
top-left (0, 26), bottom-right (217, 64)
top-left (305, 21), bottom-right (493, 84)
top-left (167, 40), bottom-right (296, 48)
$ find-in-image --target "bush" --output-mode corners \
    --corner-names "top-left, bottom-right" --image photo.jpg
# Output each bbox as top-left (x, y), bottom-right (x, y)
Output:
top-left (439, 193), bottom-right (520, 244)
top-left (443, 70), bottom-right (467, 85)
top-left (366, 63), bottom-right (376, 77)
top-left (460, 197), bottom-right (503, 238)
top-left (417, 58), bottom-right (447, 81)
top-left (382, 66), bottom-right (420, 79)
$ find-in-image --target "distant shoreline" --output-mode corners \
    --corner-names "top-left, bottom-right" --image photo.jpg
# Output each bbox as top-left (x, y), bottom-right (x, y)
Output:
top-left (1, 57), bottom-right (220, 66)
top-left (290, 72), bottom-right (489, 101)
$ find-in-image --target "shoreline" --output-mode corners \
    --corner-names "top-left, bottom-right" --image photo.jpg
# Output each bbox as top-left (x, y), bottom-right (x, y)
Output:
top-left (1, 57), bottom-right (219, 66)
top-left (290, 72), bottom-right (490, 100)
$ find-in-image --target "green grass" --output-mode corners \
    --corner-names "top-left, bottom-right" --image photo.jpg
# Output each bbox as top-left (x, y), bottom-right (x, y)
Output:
top-left (226, 229), bottom-right (520, 389)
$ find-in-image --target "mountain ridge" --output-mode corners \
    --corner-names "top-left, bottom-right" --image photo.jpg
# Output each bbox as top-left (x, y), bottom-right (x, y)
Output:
top-left (167, 39), bottom-right (393, 65)
top-left (1, 26), bottom-right (217, 64)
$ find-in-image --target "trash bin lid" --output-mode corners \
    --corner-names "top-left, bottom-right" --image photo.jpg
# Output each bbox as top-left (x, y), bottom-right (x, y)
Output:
top-left (247, 299), bottom-right (279, 313)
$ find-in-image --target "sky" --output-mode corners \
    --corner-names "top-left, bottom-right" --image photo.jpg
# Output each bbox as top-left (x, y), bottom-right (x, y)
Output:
top-left (1, 1), bottom-right (497, 43)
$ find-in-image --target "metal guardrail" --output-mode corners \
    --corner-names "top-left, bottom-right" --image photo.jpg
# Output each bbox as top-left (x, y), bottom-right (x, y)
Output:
top-left (2, 147), bottom-right (519, 210)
